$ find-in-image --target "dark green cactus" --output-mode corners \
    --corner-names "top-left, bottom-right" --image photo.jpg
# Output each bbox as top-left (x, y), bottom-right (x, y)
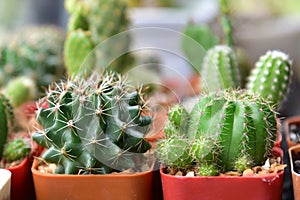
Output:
top-left (200, 45), bottom-right (241, 92)
top-left (156, 90), bottom-right (278, 175)
top-left (64, 0), bottom-right (133, 77)
top-left (0, 94), bottom-right (13, 160)
top-left (0, 25), bottom-right (65, 90)
top-left (32, 73), bottom-right (152, 174)
top-left (246, 50), bottom-right (292, 109)
top-left (3, 138), bottom-right (31, 162)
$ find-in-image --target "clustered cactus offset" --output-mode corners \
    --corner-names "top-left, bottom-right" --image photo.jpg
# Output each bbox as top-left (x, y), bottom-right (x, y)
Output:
top-left (32, 72), bottom-right (152, 174)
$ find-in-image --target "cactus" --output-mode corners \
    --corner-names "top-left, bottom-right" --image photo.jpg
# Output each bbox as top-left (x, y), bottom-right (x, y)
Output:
top-left (4, 76), bottom-right (37, 107)
top-left (156, 90), bottom-right (278, 175)
top-left (0, 25), bottom-right (65, 90)
top-left (200, 45), bottom-right (241, 92)
top-left (0, 94), bottom-right (13, 160)
top-left (32, 72), bottom-right (152, 174)
top-left (246, 50), bottom-right (292, 109)
top-left (3, 138), bottom-right (31, 162)
top-left (64, 0), bottom-right (133, 77)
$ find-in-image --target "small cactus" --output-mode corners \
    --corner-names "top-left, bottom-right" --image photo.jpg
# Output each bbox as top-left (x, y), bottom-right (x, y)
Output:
top-left (32, 72), bottom-right (152, 174)
top-left (246, 50), bottom-right (292, 109)
top-left (200, 45), bottom-right (241, 92)
top-left (3, 138), bottom-right (31, 162)
top-left (0, 94), bottom-right (13, 160)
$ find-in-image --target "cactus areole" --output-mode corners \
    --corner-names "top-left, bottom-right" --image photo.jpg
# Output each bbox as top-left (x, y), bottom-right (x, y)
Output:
top-left (32, 73), bottom-right (152, 174)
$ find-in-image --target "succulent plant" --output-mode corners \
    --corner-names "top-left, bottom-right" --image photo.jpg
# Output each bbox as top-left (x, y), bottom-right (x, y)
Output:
top-left (246, 50), bottom-right (292, 109)
top-left (0, 25), bottom-right (65, 90)
top-left (64, 0), bottom-right (133, 77)
top-left (3, 138), bottom-right (31, 162)
top-left (0, 94), bottom-right (13, 160)
top-left (156, 90), bottom-right (278, 175)
top-left (200, 45), bottom-right (241, 92)
top-left (32, 72), bottom-right (152, 174)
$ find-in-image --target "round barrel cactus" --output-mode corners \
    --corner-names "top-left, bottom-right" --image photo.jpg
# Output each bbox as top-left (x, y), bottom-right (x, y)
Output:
top-left (32, 73), bottom-right (152, 174)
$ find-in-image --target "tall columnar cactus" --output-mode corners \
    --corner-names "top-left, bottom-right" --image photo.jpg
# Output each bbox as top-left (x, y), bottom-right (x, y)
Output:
top-left (156, 90), bottom-right (278, 175)
top-left (0, 25), bottom-right (65, 90)
top-left (64, 0), bottom-right (132, 77)
top-left (200, 45), bottom-right (241, 92)
top-left (0, 94), bottom-right (13, 160)
top-left (32, 73), bottom-right (152, 174)
top-left (246, 50), bottom-right (292, 109)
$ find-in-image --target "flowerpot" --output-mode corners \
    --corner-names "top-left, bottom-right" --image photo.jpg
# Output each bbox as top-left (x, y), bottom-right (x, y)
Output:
top-left (0, 169), bottom-right (11, 200)
top-left (284, 116), bottom-right (300, 148)
top-left (288, 144), bottom-right (300, 199)
top-left (7, 157), bottom-right (36, 200)
top-left (160, 147), bottom-right (284, 200)
top-left (32, 158), bottom-right (156, 200)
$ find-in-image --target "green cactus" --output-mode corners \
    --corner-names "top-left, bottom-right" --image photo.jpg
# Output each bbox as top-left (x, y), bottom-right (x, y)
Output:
top-left (246, 50), bottom-right (292, 109)
top-left (200, 45), bottom-right (241, 92)
top-left (32, 72), bottom-right (152, 174)
top-left (0, 25), bottom-right (65, 90)
top-left (64, 0), bottom-right (133, 77)
top-left (4, 76), bottom-right (37, 107)
top-left (3, 138), bottom-right (31, 162)
top-left (156, 90), bottom-right (278, 175)
top-left (0, 94), bottom-right (13, 160)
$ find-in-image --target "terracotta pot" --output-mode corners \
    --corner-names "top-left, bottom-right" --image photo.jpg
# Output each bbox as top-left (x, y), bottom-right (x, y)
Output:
top-left (288, 144), bottom-right (300, 199)
top-left (284, 116), bottom-right (300, 148)
top-left (0, 169), bottom-right (11, 200)
top-left (7, 157), bottom-right (36, 200)
top-left (32, 158), bottom-right (156, 200)
top-left (160, 147), bottom-right (284, 200)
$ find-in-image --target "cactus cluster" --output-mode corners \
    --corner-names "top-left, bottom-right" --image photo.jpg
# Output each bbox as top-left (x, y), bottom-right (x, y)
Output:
top-left (156, 90), bottom-right (278, 175)
top-left (0, 25), bottom-right (65, 91)
top-left (64, 0), bottom-right (133, 77)
top-left (3, 138), bottom-right (31, 162)
top-left (32, 72), bottom-right (152, 174)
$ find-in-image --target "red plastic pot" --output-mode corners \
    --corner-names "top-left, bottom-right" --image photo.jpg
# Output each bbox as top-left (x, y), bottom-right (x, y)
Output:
top-left (7, 157), bottom-right (36, 200)
top-left (160, 147), bottom-right (284, 200)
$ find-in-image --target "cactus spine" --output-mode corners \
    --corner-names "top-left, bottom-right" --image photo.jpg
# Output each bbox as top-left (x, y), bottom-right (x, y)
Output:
top-left (246, 50), bottom-right (292, 109)
top-left (32, 73), bottom-right (152, 174)
top-left (200, 45), bottom-right (241, 92)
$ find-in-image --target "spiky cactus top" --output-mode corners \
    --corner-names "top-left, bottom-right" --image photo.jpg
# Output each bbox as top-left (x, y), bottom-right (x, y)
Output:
top-left (32, 73), bottom-right (152, 174)
top-left (64, 0), bottom-right (132, 77)
top-left (156, 90), bottom-right (278, 175)
top-left (246, 50), bottom-right (292, 109)
top-left (0, 26), bottom-right (65, 90)
top-left (200, 45), bottom-right (241, 92)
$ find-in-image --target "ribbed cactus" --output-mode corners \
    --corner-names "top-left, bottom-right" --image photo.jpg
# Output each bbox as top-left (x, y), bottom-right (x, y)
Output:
top-left (3, 138), bottom-right (31, 162)
top-left (156, 90), bottom-right (278, 175)
top-left (200, 45), bottom-right (241, 92)
top-left (246, 50), bottom-right (292, 109)
top-left (32, 73), bottom-right (152, 174)
top-left (0, 94), bottom-right (13, 160)
top-left (64, 0), bottom-right (132, 77)
top-left (0, 25), bottom-right (65, 90)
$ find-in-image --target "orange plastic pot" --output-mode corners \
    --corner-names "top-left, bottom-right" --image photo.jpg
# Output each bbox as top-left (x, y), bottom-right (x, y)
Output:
top-left (32, 159), bottom-right (155, 200)
top-left (284, 116), bottom-right (300, 148)
top-left (7, 157), bottom-right (36, 200)
top-left (288, 145), bottom-right (300, 199)
top-left (160, 147), bottom-right (284, 200)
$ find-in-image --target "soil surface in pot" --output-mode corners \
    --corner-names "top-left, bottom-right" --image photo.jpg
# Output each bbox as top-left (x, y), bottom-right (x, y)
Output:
top-left (164, 155), bottom-right (286, 177)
